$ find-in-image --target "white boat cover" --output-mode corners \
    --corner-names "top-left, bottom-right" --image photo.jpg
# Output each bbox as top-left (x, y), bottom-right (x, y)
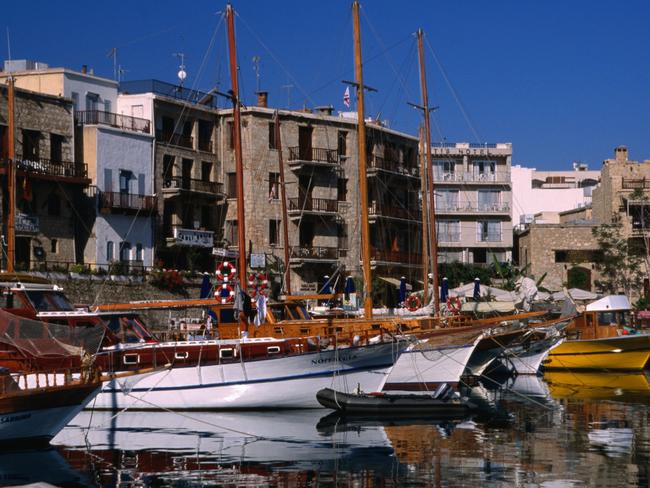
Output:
top-left (585, 295), bottom-right (631, 312)
top-left (550, 288), bottom-right (598, 301)
top-left (460, 301), bottom-right (517, 314)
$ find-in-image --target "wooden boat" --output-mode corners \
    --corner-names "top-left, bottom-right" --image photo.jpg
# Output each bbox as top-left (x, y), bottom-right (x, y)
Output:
top-left (543, 296), bottom-right (650, 371)
top-left (316, 387), bottom-right (475, 417)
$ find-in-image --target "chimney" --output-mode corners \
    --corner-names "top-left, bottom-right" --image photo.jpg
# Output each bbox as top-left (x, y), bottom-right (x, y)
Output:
top-left (81, 65), bottom-right (87, 74)
top-left (615, 145), bottom-right (628, 162)
top-left (256, 91), bottom-right (268, 108)
top-left (315, 105), bottom-right (334, 116)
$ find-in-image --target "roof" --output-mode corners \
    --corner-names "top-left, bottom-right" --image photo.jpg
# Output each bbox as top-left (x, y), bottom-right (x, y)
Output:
top-left (585, 295), bottom-right (631, 312)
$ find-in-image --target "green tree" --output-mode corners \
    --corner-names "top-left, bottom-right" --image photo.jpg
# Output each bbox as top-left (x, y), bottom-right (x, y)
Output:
top-left (592, 215), bottom-right (644, 296)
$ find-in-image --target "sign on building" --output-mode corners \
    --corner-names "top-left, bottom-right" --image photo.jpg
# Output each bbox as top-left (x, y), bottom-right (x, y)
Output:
top-left (15, 213), bottom-right (39, 233)
top-left (173, 228), bottom-right (214, 248)
top-left (250, 253), bottom-right (266, 269)
top-left (212, 247), bottom-right (239, 258)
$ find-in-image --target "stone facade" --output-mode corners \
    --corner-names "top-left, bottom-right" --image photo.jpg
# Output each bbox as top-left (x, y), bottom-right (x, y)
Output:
top-left (0, 85), bottom-right (89, 270)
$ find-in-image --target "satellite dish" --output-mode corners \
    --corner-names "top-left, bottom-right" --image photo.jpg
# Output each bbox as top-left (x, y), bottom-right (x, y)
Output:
top-left (178, 69), bottom-right (187, 82)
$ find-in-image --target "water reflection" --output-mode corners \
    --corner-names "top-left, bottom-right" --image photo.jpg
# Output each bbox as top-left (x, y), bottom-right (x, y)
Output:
top-left (16, 375), bottom-right (648, 486)
top-left (0, 447), bottom-right (92, 486)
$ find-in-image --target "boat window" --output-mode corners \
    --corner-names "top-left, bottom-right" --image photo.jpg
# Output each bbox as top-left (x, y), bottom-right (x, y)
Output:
top-left (267, 346), bottom-right (281, 355)
top-left (598, 311), bottom-right (617, 326)
top-left (269, 305), bottom-right (288, 321)
top-left (619, 312), bottom-right (629, 326)
top-left (0, 292), bottom-right (26, 310)
top-left (220, 348), bottom-right (234, 359)
top-left (123, 354), bottom-right (139, 365)
top-left (25, 291), bottom-right (74, 312)
top-left (220, 309), bottom-right (236, 324)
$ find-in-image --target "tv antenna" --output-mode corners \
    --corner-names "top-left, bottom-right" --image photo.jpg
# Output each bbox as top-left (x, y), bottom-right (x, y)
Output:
top-left (107, 47), bottom-right (118, 80)
top-left (282, 84), bottom-right (294, 109)
top-left (118, 65), bottom-right (128, 82)
top-left (173, 52), bottom-right (187, 86)
top-left (252, 55), bottom-right (261, 92)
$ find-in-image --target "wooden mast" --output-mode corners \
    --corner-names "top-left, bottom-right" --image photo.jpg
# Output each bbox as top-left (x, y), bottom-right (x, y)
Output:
top-left (418, 126), bottom-right (429, 305)
top-left (352, 1), bottom-right (373, 318)
top-left (225, 4), bottom-right (247, 329)
top-left (274, 111), bottom-right (291, 294)
top-left (416, 29), bottom-right (439, 315)
top-left (6, 75), bottom-right (16, 273)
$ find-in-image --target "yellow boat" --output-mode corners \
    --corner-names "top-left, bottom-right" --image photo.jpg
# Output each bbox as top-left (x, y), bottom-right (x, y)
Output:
top-left (543, 295), bottom-right (650, 371)
top-left (545, 371), bottom-right (650, 401)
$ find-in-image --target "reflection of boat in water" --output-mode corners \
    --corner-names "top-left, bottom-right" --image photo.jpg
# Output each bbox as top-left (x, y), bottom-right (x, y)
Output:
top-left (543, 296), bottom-right (650, 371)
top-left (0, 448), bottom-right (91, 487)
top-left (587, 420), bottom-right (634, 458)
top-left (544, 371), bottom-right (650, 402)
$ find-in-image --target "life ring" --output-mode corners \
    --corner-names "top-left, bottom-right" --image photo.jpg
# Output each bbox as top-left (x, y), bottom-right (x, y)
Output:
top-left (248, 273), bottom-right (269, 298)
top-left (405, 294), bottom-right (421, 312)
top-left (216, 261), bottom-right (236, 282)
top-left (215, 283), bottom-right (235, 304)
top-left (446, 296), bottom-right (462, 315)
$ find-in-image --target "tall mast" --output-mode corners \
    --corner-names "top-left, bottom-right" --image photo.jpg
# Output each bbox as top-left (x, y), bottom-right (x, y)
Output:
top-left (226, 5), bottom-right (247, 290)
top-left (274, 110), bottom-right (291, 294)
top-left (6, 76), bottom-right (16, 273)
top-left (352, 1), bottom-right (373, 318)
top-left (418, 126), bottom-right (429, 305)
top-left (416, 29), bottom-right (439, 315)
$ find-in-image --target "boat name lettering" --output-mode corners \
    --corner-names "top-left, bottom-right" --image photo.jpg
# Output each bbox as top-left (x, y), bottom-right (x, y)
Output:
top-left (311, 354), bottom-right (358, 365)
top-left (0, 413), bottom-right (31, 424)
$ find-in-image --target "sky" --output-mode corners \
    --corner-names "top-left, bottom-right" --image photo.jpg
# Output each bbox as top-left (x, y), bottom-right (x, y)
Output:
top-left (3, 0), bottom-right (650, 170)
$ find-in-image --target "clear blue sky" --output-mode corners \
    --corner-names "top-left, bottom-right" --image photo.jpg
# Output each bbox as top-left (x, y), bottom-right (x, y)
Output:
top-left (4, 1), bottom-right (650, 170)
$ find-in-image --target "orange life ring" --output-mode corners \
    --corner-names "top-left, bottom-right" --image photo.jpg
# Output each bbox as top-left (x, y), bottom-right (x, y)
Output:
top-left (405, 294), bottom-right (421, 312)
top-left (216, 261), bottom-right (236, 282)
top-left (446, 296), bottom-right (462, 315)
top-left (248, 273), bottom-right (269, 298)
top-left (215, 283), bottom-right (235, 304)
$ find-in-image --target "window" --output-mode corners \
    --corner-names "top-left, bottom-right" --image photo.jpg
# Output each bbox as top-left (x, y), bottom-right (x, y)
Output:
top-left (135, 243), bottom-right (143, 262)
top-left (22, 130), bottom-right (40, 160)
top-left (119, 242), bottom-right (132, 262)
top-left (268, 122), bottom-right (276, 149)
top-left (433, 160), bottom-right (457, 180)
top-left (478, 190), bottom-right (500, 211)
top-left (104, 100), bottom-right (112, 113)
top-left (477, 221), bottom-right (501, 242)
top-left (50, 134), bottom-right (63, 162)
top-left (198, 120), bottom-right (213, 152)
top-left (50, 239), bottom-right (58, 254)
top-left (269, 219), bottom-right (280, 246)
top-left (554, 250), bottom-right (602, 263)
top-left (85, 93), bottom-right (99, 111)
top-left (474, 160), bottom-right (496, 180)
top-left (226, 172), bottom-right (237, 198)
top-left (162, 155), bottom-right (175, 181)
top-left (47, 193), bottom-right (61, 216)
top-left (435, 190), bottom-right (458, 211)
top-left (119, 170), bottom-right (133, 193)
top-left (436, 220), bottom-right (460, 242)
top-left (107, 241), bottom-right (114, 261)
top-left (337, 178), bottom-right (347, 201)
top-left (268, 172), bottom-right (280, 201)
top-left (226, 220), bottom-right (238, 246)
top-left (104, 168), bottom-right (113, 193)
top-left (338, 131), bottom-right (347, 157)
top-left (201, 161), bottom-right (212, 182)
top-left (227, 121), bottom-right (234, 149)
top-left (201, 205), bottom-right (211, 228)
top-left (71, 92), bottom-right (79, 113)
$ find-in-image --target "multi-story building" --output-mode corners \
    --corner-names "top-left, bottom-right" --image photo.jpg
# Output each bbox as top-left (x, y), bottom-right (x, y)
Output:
top-left (1, 61), bottom-right (157, 270)
top-left (218, 95), bottom-right (423, 292)
top-left (117, 80), bottom-right (225, 270)
top-left (430, 142), bottom-right (513, 265)
top-left (0, 83), bottom-right (89, 269)
top-left (511, 162), bottom-right (600, 229)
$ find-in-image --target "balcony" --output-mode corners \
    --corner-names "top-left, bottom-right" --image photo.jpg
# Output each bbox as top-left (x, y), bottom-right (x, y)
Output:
top-left (156, 130), bottom-right (194, 149)
top-left (368, 203), bottom-right (421, 222)
top-left (370, 249), bottom-right (422, 267)
top-left (436, 203), bottom-right (511, 215)
top-left (622, 177), bottom-right (650, 190)
top-left (287, 146), bottom-right (339, 170)
top-left (289, 245), bottom-right (339, 264)
top-left (75, 110), bottom-right (151, 134)
top-left (368, 155), bottom-right (419, 178)
top-left (0, 158), bottom-right (88, 182)
top-left (433, 172), bottom-right (511, 184)
top-left (99, 191), bottom-right (157, 214)
top-left (162, 176), bottom-right (225, 198)
top-left (288, 197), bottom-right (339, 217)
top-left (438, 232), bottom-right (461, 243)
top-left (477, 233), bottom-right (502, 243)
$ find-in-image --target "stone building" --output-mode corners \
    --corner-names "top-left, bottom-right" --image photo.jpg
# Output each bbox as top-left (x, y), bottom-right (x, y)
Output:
top-left (0, 83), bottom-right (89, 269)
top-left (218, 96), bottom-right (423, 292)
top-left (430, 142), bottom-right (513, 265)
top-left (117, 80), bottom-right (225, 271)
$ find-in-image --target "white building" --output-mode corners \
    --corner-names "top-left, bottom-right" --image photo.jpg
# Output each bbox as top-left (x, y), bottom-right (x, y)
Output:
top-left (1, 61), bottom-right (156, 270)
top-left (511, 163), bottom-right (600, 229)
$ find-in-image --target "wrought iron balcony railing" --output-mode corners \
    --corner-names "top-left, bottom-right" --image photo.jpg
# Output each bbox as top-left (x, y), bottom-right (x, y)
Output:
top-left (75, 110), bottom-right (151, 134)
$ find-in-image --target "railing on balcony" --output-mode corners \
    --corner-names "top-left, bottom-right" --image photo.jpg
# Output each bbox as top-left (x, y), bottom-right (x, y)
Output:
top-left (156, 130), bottom-right (194, 149)
top-left (368, 155), bottom-right (419, 177)
top-left (75, 110), bottom-right (151, 134)
top-left (289, 245), bottom-right (339, 260)
top-left (433, 171), bottom-right (510, 183)
top-left (622, 177), bottom-right (650, 190)
top-left (370, 249), bottom-right (422, 264)
top-left (438, 232), bottom-right (461, 243)
top-left (163, 176), bottom-right (224, 195)
top-left (198, 139), bottom-right (213, 152)
top-left (288, 197), bottom-right (338, 213)
top-left (99, 191), bottom-right (157, 213)
top-left (368, 204), bottom-right (421, 221)
top-left (287, 146), bottom-right (339, 165)
top-left (1, 158), bottom-right (88, 179)
top-left (477, 233), bottom-right (502, 243)
top-left (436, 203), bottom-right (511, 213)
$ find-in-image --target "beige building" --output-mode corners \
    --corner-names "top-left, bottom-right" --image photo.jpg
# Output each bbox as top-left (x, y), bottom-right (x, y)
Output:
top-left (0, 84), bottom-right (89, 270)
top-left (430, 142), bottom-right (513, 265)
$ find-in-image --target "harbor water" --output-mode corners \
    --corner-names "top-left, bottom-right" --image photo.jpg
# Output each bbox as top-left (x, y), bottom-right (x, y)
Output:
top-left (5, 372), bottom-right (650, 487)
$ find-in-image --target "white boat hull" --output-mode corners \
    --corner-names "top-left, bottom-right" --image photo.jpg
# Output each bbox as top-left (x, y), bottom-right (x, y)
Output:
top-left (507, 338), bottom-right (565, 375)
top-left (92, 342), bottom-right (401, 410)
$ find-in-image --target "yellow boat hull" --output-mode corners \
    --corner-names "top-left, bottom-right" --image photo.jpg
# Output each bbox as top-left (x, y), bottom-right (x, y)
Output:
top-left (543, 334), bottom-right (650, 370)
top-left (545, 371), bottom-right (650, 401)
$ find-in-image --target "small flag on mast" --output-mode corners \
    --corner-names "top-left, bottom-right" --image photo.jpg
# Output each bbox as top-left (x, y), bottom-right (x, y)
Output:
top-left (343, 86), bottom-right (350, 108)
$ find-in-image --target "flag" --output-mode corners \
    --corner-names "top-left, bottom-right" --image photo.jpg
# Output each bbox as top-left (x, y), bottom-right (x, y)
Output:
top-left (343, 86), bottom-right (350, 108)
